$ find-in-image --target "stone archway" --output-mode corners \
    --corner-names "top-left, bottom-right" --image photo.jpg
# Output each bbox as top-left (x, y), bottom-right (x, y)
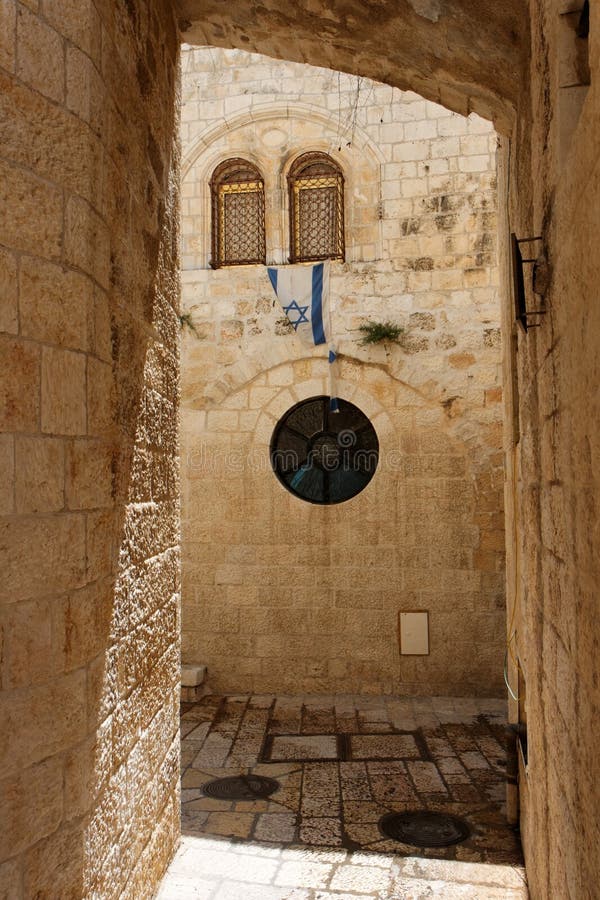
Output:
top-left (176, 0), bottom-right (526, 132)
top-left (4, 1), bottom-right (600, 898)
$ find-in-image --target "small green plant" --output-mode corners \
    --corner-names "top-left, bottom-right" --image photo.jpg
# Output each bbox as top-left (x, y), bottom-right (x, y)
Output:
top-left (356, 320), bottom-right (404, 346)
top-left (179, 312), bottom-right (199, 337)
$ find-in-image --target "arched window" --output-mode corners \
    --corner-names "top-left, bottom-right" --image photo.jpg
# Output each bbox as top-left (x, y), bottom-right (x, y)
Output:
top-left (288, 152), bottom-right (345, 263)
top-left (210, 158), bottom-right (266, 268)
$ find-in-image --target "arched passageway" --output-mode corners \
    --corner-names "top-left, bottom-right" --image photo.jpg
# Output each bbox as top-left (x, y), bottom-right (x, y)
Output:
top-left (1, 1), bottom-right (599, 898)
top-left (164, 44), bottom-right (523, 895)
top-left (176, 0), bottom-right (527, 132)
top-left (174, 4), bottom-right (600, 893)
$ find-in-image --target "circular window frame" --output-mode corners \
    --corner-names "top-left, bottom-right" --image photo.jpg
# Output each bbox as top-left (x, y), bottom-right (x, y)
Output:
top-left (270, 395), bottom-right (379, 505)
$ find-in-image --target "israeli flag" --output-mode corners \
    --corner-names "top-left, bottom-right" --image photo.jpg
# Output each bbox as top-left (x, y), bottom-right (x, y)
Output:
top-left (267, 261), bottom-right (330, 346)
top-left (267, 261), bottom-right (339, 411)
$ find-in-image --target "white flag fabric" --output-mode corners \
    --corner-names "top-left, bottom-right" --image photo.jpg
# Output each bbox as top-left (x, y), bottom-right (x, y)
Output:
top-left (267, 260), bottom-right (331, 347)
top-left (267, 261), bottom-right (339, 411)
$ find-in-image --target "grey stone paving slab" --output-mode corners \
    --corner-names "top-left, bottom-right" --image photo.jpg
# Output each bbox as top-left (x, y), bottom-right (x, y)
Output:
top-left (254, 812), bottom-right (297, 843)
top-left (350, 733), bottom-right (421, 760)
top-left (330, 862), bottom-right (393, 893)
top-left (268, 734), bottom-right (340, 761)
top-left (159, 695), bottom-right (528, 900)
top-left (299, 817), bottom-right (343, 846)
top-left (406, 760), bottom-right (448, 793)
top-left (274, 858), bottom-right (333, 889)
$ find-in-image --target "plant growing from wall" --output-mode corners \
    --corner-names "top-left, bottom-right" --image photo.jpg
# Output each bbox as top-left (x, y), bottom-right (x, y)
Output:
top-left (356, 320), bottom-right (404, 346)
top-left (179, 312), bottom-right (200, 338)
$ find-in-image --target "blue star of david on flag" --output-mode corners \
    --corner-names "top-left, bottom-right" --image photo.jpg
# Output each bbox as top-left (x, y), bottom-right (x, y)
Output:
top-left (283, 299), bottom-right (309, 330)
top-left (266, 260), bottom-right (339, 412)
top-left (267, 261), bottom-right (329, 346)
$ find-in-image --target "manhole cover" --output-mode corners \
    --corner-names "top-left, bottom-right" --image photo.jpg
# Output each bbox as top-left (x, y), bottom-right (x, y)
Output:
top-left (378, 810), bottom-right (470, 847)
top-left (202, 775), bottom-right (280, 801)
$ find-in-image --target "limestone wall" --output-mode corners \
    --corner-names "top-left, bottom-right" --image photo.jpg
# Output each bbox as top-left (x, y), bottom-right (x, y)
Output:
top-left (177, 0), bottom-right (528, 134)
top-left (508, 2), bottom-right (600, 896)
top-left (0, 2), bottom-right (181, 897)
top-left (180, 48), bottom-right (506, 695)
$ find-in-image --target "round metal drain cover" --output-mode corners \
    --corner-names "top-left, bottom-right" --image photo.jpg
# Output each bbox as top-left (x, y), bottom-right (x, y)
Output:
top-left (378, 810), bottom-right (470, 848)
top-left (202, 775), bottom-right (280, 801)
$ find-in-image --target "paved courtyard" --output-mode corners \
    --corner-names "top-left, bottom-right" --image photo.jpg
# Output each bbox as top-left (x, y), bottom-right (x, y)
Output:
top-left (158, 695), bottom-right (527, 899)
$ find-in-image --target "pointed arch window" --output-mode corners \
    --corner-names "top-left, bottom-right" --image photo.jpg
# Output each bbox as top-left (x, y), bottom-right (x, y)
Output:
top-left (210, 158), bottom-right (266, 268)
top-left (288, 152), bottom-right (345, 263)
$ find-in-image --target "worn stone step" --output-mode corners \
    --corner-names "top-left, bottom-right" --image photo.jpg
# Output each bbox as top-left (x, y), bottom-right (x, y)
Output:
top-left (181, 664), bottom-right (209, 702)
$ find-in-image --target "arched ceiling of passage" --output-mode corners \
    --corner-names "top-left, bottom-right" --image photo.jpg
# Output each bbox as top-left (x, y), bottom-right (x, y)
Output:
top-left (176, 0), bottom-right (527, 134)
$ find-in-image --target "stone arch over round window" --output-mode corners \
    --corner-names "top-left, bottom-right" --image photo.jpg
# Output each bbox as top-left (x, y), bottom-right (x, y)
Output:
top-left (210, 158), bottom-right (266, 268)
top-left (287, 152), bottom-right (345, 263)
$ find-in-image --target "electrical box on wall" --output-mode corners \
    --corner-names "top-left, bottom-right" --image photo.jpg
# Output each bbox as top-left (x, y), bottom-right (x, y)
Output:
top-left (399, 611), bottom-right (430, 655)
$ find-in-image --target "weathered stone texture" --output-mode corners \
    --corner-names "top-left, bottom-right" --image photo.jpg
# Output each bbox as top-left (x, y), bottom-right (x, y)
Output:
top-left (504, 1), bottom-right (600, 896)
top-left (0, 336), bottom-right (40, 432)
top-left (0, 71), bottom-right (104, 208)
top-left (0, 757), bottom-right (64, 860)
top-left (16, 4), bottom-right (64, 103)
top-left (19, 258), bottom-right (92, 351)
top-left (41, 347), bottom-right (87, 436)
top-left (0, 159), bottom-right (63, 259)
top-left (14, 435), bottom-right (64, 513)
top-left (0, 247), bottom-right (18, 335)
top-left (1, 0), bottom-right (597, 896)
top-left (64, 196), bottom-right (111, 289)
top-left (176, 0), bottom-right (527, 132)
top-left (0, 0), bottom-right (181, 897)
top-left (2, 514), bottom-right (86, 603)
top-left (23, 822), bottom-right (84, 899)
top-left (0, 435), bottom-right (14, 515)
top-left (179, 49), bottom-right (505, 697)
top-left (0, 1), bottom-right (16, 74)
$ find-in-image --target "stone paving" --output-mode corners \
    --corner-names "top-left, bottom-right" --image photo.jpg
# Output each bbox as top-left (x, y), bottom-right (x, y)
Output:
top-left (157, 695), bottom-right (528, 899)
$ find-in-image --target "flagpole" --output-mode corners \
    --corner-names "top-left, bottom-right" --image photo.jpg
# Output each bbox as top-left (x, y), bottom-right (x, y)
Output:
top-left (325, 261), bottom-right (339, 413)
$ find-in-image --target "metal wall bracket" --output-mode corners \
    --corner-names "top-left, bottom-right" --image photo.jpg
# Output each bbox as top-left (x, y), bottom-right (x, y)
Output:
top-left (511, 234), bottom-right (547, 333)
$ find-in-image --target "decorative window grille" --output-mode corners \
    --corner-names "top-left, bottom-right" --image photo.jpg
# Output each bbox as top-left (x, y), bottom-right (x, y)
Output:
top-left (270, 396), bottom-right (378, 505)
top-left (210, 158), bottom-right (266, 268)
top-left (288, 152), bottom-right (345, 263)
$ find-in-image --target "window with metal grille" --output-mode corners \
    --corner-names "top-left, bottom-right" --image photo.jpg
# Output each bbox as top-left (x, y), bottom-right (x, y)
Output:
top-left (288, 152), bottom-right (345, 263)
top-left (210, 158), bottom-right (266, 268)
top-left (270, 396), bottom-right (378, 504)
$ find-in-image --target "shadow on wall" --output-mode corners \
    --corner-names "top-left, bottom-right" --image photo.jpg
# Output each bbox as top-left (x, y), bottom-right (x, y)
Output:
top-left (77, 45), bottom-right (182, 900)
top-left (0, 2), bottom-right (181, 897)
top-left (80, 193), bottom-right (182, 895)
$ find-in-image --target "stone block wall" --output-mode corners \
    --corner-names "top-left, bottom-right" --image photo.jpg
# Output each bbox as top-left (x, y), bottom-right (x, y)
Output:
top-left (0, 2), bottom-right (181, 897)
top-left (507, 2), bottom-right (600, 896)
top-left (179, 48), bottom-right (506, 696)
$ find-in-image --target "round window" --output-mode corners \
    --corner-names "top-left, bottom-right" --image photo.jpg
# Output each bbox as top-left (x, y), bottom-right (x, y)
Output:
top-left (270, 396), bottom-right (379, 504)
